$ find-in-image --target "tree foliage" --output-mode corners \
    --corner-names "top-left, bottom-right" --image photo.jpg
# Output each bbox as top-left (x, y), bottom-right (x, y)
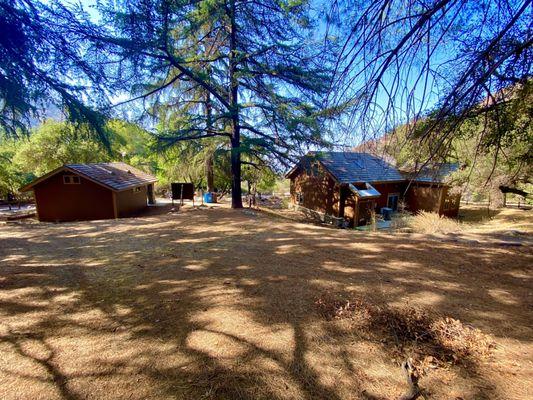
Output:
top-left (13, 120), bottom-right (108, 176)
top-left (0, 119), bottom-right (157, 197)
top-left (372, 82), bottom-right (532, 205)
top-left (0, 0), bottom-right (110, 142)
top-left (0, 137), bottom-right (33, 198)
top-left (85, 0), bottom-right (336, 207)
top-left (2, 0), bottom-right (530, 206)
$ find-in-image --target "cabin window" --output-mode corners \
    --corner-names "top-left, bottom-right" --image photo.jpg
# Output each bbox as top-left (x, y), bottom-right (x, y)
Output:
top-left (133, 187), bottom-right (142, 193)
top-left (63, 175), bottom-right (80, 184)
top-left (296, 192), bottom-right (304, 205)
top-left (387, 193), bottom-right (399, 211)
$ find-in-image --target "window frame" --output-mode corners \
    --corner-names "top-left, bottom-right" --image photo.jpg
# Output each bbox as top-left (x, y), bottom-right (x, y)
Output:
top-left (63, 175), bottom-right (81, 185)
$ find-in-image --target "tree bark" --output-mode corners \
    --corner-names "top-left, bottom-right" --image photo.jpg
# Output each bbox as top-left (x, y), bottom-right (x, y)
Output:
top-left (230, 129), bottom-right (242, 208)
top-left (205, 92), bottom-right (215, 193)
top-left (228, 0), bottom-right (243, 208)
top-left (206, 155), bottom-right (214, 193)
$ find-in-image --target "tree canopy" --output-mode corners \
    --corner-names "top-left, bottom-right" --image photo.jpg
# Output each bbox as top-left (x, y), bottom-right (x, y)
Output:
top-left (84, 0), bottom-right (337, 207)
top-left (329, 0), bottom-right (531, 161)
top-left (0, 0), bottom-right (110, 142)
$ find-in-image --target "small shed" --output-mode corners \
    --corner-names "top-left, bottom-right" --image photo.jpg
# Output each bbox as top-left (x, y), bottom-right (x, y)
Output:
top-left (21, 162), bottom-right (157, 222)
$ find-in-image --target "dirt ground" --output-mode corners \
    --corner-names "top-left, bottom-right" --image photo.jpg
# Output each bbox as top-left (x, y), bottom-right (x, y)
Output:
top-left (458, 204), bottom-right (533, 233)
top-left (0, 205), bottom-right (531, 400)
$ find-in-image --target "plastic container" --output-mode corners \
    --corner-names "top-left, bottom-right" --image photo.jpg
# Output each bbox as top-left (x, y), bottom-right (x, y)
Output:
top-left (381, 207), bottom-right (393, 221)
top-left (203, 192), bottom-right (217, 203)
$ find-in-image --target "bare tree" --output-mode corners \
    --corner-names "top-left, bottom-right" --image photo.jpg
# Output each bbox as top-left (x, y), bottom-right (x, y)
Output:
top-left (328, 0), bottom-right (531, 167)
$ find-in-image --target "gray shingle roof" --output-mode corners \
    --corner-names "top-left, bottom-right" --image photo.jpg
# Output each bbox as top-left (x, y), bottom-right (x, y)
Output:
top-left (66, 162), bottom-right (157, 191)
top-left (312, 152), bottom-right (404, 183)
top-left (286, 152), bottom-right (458, 185)
top-left (407, 163), bottom-right (459, 183)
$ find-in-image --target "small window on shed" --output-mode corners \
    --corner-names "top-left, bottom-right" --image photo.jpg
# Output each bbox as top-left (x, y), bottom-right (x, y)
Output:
top-left (133, 187), bottom-right (142, 193)
top-left (63, 175), bottom-right (80, 184)
top-left (296, 192), bottom-right (304, 205)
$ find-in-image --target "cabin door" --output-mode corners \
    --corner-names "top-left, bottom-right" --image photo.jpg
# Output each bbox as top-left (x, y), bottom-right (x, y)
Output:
top-left (387, 193), bottom-right (399, 211)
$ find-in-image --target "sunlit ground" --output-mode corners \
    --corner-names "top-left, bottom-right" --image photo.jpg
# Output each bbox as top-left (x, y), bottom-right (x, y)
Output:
top-left (0, 206), bottom-right (531, 399)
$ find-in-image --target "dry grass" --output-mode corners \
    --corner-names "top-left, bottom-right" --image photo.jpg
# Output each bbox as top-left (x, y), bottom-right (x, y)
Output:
top-left (393, 205), bottom-right (533, 237)
top-left (0, 205), bottom-right (531, 400)
top-left (395, 211), bottom-right (463, 234)
top-left (459, 204), bottom-right (533, 234)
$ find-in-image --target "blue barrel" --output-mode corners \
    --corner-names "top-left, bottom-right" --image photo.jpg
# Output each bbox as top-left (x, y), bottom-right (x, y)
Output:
top-left (204, 192), bottom-right (217, 203)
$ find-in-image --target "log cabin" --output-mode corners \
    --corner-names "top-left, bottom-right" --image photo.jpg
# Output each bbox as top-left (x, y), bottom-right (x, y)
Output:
top-left (286, 152), bottom-right (461, 227)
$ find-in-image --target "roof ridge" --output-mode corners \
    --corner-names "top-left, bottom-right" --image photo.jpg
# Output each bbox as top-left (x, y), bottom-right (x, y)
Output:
top-left (21, 162), bottom-right (157, 192)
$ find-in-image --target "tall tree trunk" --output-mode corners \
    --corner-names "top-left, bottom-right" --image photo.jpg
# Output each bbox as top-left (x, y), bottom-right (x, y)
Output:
top-left (205, 92), bottom-right (215, 193)
top-left (230, 124), bottom-right (242, 208)
top-left (206, 155), bottom-right (214, 193)
top-left (228, 0), bottom-right (243, 208)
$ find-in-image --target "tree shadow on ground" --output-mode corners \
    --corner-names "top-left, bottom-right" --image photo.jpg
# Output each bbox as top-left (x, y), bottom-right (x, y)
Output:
top-left (0, 208), bottom-right (531, 399)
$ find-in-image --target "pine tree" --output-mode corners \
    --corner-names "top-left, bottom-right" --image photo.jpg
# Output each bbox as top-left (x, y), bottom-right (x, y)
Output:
top-left (0, 0), bottom-right (109, 141)
top-left (92, 0), bottom-right (335, 208)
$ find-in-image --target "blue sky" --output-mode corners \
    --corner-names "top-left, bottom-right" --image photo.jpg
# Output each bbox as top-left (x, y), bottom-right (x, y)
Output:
top-left (70, 0), bottom-right (454, 148)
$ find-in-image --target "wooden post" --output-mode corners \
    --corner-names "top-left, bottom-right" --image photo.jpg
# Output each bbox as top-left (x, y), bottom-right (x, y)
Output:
top-left (112, 192), bottom-right (118, 219)
top-left (354, 196), bottom-right (360, 227)
top-left (338, 184), bottom-right (346, 219)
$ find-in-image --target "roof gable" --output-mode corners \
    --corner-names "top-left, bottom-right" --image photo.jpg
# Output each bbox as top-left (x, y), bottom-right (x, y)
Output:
top-left (21, 162), bottom-right (157, 192)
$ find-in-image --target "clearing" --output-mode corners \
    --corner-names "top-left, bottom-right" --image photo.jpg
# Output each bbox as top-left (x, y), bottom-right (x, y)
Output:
top-left (0, 205), bottom-right (531, 399)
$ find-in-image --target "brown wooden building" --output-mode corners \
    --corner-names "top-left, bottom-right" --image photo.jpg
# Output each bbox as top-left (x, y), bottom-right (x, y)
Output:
top-left (21, 162), bottom-right (157, 222)
top-left (286, 152), bottom-right (460, 227)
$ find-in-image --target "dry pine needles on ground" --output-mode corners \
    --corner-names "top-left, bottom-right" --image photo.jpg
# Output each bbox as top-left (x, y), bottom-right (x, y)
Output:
top-left (315, 292), bottom-right (495, 365)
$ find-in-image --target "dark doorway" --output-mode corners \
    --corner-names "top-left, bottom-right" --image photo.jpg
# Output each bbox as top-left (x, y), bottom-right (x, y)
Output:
top-left (387, 193), bottom-right (399, 211)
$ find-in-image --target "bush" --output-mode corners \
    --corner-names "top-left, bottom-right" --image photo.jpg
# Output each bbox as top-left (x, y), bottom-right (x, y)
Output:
top-left (406, 211), bottom-right (462, 234)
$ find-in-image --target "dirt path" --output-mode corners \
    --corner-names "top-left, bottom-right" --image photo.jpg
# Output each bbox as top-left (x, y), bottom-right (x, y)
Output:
top-left (0, 208), bottom-right (531, 399)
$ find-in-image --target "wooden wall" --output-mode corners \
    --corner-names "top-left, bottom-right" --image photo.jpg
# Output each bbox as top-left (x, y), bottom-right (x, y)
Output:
top-left (116, 185), bottom-right (148, 217)
top-left (405, 183), bottom-right (442, 214)
top-left (371, 182), bottom-right (408, 210)
top-left (33, 171), bottom-right (115, 222)
top-left (405, 183), bottom-right (460, 217)
top-left (290, 163), bottom-right (340, 216)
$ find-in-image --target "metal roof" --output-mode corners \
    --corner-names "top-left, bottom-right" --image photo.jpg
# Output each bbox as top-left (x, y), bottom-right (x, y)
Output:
top-left (312, 152), bottom-right (404, 183)
top-left (21, 162), bottom-right (157, 192)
